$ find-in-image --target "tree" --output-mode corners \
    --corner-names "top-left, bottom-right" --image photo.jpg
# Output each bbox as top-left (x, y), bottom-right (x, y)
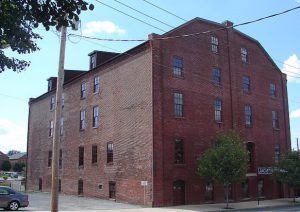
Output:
top-left (273, 151), bottom-right (300, 202)
top-left (0, 0), bottom-right (94, 73)
top-left (1, 160), bottom-right (11, 171)
top-left (197, 131), bottom-right (249, 209)
top-left (12, 162), bottom-right (26, 172)
top-left (7, 150), bottom-right (21, 156)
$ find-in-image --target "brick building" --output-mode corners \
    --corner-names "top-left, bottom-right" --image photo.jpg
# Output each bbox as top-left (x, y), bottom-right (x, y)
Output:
top-left (9, 152), bottom-right (27, 167)
top-left (27, 18), bottom-right (291, 206)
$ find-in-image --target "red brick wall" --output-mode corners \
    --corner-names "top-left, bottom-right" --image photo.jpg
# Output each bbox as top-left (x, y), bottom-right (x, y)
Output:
top-left (151, 19), bottom-right (290, 206)
top-left (27, 49), bottom-right (153, 205)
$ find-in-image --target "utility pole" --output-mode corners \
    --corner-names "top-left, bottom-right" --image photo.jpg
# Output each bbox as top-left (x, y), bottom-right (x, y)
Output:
top-left (297, 138), bottom-right (299, 151)
top-left (51, 25), bottom-right (67, 212)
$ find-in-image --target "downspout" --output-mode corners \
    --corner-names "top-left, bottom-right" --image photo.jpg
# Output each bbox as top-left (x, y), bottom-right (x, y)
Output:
top-left (280, 74), bottom-right (290, 151)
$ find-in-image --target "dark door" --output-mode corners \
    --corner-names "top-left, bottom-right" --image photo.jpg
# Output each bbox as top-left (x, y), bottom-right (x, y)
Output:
top-left (38, 178), bottom-right (42, 191)
top-left (173, 180), bottom-right (185, 205)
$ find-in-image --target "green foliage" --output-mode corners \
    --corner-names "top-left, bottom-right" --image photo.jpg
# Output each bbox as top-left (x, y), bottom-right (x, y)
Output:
top-left (197, 131), bottom-right (249, 207)
top-left (7, 150), bottom-right (20, 156)
top-left (12, 162), bottom-right (26, 172)
top-left (273, 151), bottom-right (300, 201)
top-left (1, 160), bottom-right (11, 171)
top-left (3, 176), bottom-right (8, 180)
top-left (0, 0), bottom-right (94, 73)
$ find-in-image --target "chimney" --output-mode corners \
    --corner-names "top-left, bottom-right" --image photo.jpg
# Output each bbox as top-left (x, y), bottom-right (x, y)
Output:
top-left (222, 20), bottom-right (234, 27)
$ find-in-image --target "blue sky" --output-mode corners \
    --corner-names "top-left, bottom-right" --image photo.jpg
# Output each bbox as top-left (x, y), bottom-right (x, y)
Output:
top-left (0, 0), bottom-right (300, 153)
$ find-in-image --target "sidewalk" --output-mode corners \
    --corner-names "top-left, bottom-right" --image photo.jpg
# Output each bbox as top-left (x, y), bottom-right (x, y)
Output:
top-left (105, 198), bottom-right (300, 212)
top-left (161, 197), bottom-right (300, 212)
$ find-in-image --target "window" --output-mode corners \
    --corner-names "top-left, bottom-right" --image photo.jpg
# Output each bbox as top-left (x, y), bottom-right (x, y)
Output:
top-left (174, 139), bottom-right (184, 164)
top-left (80, 81), bottom-right (86, 99)
top-left (241, 179), bottom-right (250, 198)
top-left (270, 83), bottom-right (276, 98)
top-left (107, 143), bottom-right (113, 163)
top-left (80, 110), bottom-right (85, 130)
top-left (60, 117), bottom-right (64, 136)
top-left (62, 92), bottom-right (65, 107)
top-left (48, 151), bottom-right (52, 167)
top-left (93, 76), bottom-right (100, 93)
top-left (274, 144), bottom-right (280, 163)
top-left (90, 54), bottom-right (96, 69)
top-left (48, 79), bottom-right (53, 92)
top-left (211, 36), bottom-right (219, 53)
top-left (92, 145), bottom-right (97, 164)
top-left (212, 68), bottom-right (221, 86)
top-left (246, 142), bottom-right (255, 172)
top-left (92, 106), bottom-right (99, 128)
top-left (245, 105), bottom-right (252, 126)
top-left (172, 57), bottom-right (183, 77)
top-left (49, 120), bottom-right (54, 137)
top-left (174, 92), bottom-right (183, 117)
top-left (58, 179), bottom-right (61, 192)
top-left (109, 181), bottom-right (116, 199)
top-left (79, 146), bottom-right (84, 167)
top-left (241, 47), bottom-right (248, 62)
top-left (59, 149), bottom-right (62, 169)
top-left (78, 179), bottom-right (83, 195)
top-left (243, 75), bottom-right (250, 92)
top-left (214, 99), bottom-right (222, 122)
top-left (50, 96), bottom-right (55, 110)
top-left (0, 188), bottom-right (9, 195)
top-left (272, 111), bottom-right (279, 129)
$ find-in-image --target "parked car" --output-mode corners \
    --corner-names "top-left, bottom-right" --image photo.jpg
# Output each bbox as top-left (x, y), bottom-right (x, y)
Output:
top-left (0, 186), bottom-right (29, 211)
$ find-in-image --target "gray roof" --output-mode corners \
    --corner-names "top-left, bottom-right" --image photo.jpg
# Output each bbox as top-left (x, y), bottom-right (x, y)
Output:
top-left (9, 152), bottom-right (27, 160)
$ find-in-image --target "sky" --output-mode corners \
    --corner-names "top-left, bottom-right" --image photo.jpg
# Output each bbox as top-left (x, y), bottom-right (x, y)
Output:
top-left (0, 0), bottom-right (300, 154)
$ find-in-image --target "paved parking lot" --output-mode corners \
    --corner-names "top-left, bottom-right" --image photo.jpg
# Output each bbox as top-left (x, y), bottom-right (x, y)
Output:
top-left (22, 192), bottom-right (143, 211)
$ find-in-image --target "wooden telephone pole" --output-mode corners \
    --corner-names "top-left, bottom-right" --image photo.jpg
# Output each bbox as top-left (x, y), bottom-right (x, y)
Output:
top-left (51, 25), bottom-right (67, 212)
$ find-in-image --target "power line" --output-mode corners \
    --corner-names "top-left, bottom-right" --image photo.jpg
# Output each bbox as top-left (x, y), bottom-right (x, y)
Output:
top-left (275, 59), bottom-right (300, 70)
top-left (112, 0), bottom-right (174, 28)
top-left (69, 5), bottom-right (300, 42)
top-left (141, 0), bottom-right (188, 22)
top-left (94, 0), bottom-right (167, 32)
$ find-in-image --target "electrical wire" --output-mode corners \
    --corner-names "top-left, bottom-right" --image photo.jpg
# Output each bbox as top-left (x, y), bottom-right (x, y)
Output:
top-left (141, 0), bottom-right (188, 22)
top-left (94, 0), bottom-right (167, 32)
top-left (69, 5), bottom-right (300, 42)
top-left (112, 0), bottom-right (174, 28)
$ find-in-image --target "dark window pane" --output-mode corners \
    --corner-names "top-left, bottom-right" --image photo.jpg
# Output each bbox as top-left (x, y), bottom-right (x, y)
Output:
top-left (79, 146), bottom-right (84, 167)
top-left (214, 99), bottom-right (222, 122)
top-left (175, 139), bottom-right (184, 164)
top-left (172, 57), bottom-right (183, 76)
top-left (212, 68), bottom-right (221, 86)
top-left (174, 92), bottom-right (183, 117)
top-left (107, 143), bottom-right (113, 163)
top-left (92, 145), bottom-right (97, 164)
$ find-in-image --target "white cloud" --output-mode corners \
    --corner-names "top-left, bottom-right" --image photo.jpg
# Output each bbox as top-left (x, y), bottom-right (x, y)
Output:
top-left (82, 21), bottom-right (126, 36)
top-left (281, 54), bottom-right (300, 83)
top-left (290, 109), bottom-right (300, 119)
top-left (0, 120), bottom-right (27, 154)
